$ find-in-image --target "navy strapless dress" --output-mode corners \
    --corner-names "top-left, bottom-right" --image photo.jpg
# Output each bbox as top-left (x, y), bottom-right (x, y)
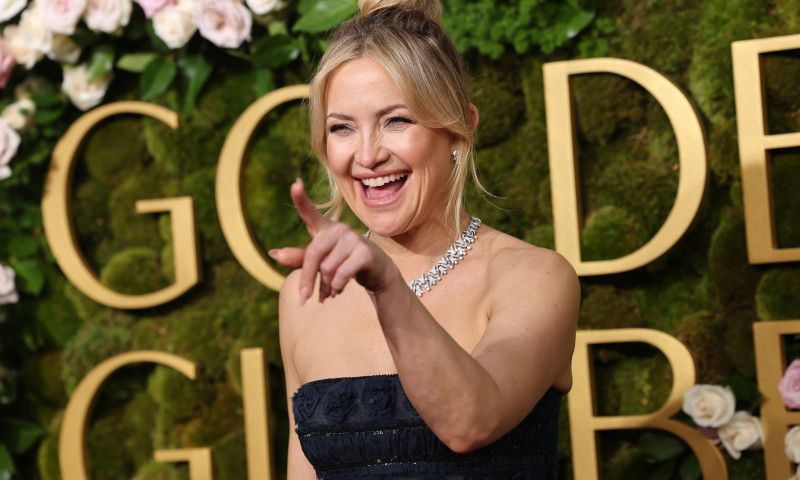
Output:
top-left (291, 374), bottom-right (561, 479)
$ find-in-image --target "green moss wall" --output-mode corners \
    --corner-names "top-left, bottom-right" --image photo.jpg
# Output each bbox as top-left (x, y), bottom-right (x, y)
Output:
top-left (13, 1), bottom-right (800, 479)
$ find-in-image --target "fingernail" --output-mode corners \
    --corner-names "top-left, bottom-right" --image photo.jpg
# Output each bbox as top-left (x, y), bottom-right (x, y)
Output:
top-left (267, 249), bottom-right (279, 258)
top-left (300, 286), bottom-right (309, 306)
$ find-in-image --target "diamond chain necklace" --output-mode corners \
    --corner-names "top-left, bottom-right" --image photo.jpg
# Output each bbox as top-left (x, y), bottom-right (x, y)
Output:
top-left (365, 216), bottom-right (482, 297)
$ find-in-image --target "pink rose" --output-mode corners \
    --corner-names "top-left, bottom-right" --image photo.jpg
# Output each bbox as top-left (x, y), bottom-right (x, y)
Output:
top-left (194, 0), bottom-right (251, 49)
top-left (779, 359), bottom-right (800, 409)
top-left (39, 0), bottom-right (88, 35)
top-left (0, 37), bottom-right (15, 88)
top-left (133, 0), bottom-right (173, 18)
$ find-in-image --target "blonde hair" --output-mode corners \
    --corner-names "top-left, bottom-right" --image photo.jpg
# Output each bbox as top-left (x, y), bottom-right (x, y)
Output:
top-left (309, 0), bottom-right (482, 233)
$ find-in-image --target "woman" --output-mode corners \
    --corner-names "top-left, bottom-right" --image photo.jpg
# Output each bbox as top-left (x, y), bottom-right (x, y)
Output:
top-left (268, 0), bottom-right (580, 478)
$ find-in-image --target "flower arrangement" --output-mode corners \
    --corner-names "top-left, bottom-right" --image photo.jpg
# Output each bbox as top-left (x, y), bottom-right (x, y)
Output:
top-left (780, 360), bottom-right (800, 479)
top-left (681, 384), bottom-right (764, 460)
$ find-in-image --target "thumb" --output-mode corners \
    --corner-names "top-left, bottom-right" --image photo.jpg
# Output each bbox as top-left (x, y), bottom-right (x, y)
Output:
top-left (267, 247), bottom-right (305, 269)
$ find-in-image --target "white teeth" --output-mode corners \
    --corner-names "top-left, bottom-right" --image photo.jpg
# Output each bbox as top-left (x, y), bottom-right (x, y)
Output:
top-left (361, 172), bottom-right (407, 187)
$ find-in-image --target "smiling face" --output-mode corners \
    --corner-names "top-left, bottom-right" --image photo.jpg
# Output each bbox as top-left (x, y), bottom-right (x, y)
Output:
top-left (325, 58), bottom-right (454, 237)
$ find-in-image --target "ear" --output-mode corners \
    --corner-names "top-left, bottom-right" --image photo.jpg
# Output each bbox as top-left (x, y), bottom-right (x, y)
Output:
top-left (468, 103), bottom-right (480, 132)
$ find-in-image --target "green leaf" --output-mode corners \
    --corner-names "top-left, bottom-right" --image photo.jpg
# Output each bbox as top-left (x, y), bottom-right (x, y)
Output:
top-left (11, 259), bottom-right (44, 295)
top-left (8, 235), bottom-right (38, 258)
top-left (86, 45), bottom-right (115, 83)
top-left (177, 54), bottom-right (213, 109)
top-left (117, 52), bottom-right (158, 73)
top-left (0, 444), bottom-right (14, 474)
top-left (255, 69), bottom-right (274, 97)
top-left (0, 418), bottom-right (43, 455)
top-left (251, 34), bottom-right (300, 68)
top-left (34, 106), bottom-right (66, 125)
top-left (679, 454), bottom-right (701, 480)
top-left (638, 432), bottom-right (687, 462)
top-left (31, 91), bottom-right (63, 109)
top-left (140, 57), bottom-right (177, 101)
top-left (551, 0), bottom-right (596, 41)
top-left (293, 0), bottom-right (357, 33)
top-left (297, 0), bottom-right (316, 14)
top-left (267, 20), bottom-right (289, 36)
top-left (650, 458), bottom-right (678, 480)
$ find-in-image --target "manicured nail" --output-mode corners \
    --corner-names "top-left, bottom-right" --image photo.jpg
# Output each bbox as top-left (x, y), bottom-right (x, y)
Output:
top-left (300, 286), bottom-right (309, 306)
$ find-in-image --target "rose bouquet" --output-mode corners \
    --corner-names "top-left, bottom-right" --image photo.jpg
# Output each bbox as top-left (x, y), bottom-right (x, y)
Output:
top-left (779, 360), bottom-right (800, 478)
top-left (681, 384), bottom-right (764, 460)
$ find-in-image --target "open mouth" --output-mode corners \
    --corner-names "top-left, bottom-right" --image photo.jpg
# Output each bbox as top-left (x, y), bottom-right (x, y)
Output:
top-left (358, 172), bottom-right (409, 205)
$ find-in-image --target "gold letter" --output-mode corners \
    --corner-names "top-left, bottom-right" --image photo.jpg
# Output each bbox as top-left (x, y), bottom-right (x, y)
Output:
top-left (732, 35), bottom-right (800, 264)
top-left (753, 320), bottom-right (800, 479)
top-left (543, 59), bottom-right (707, 276)
top-left (569, 329), bottom-right (727, 480)
top-left (42, 102), bottom-right (201, 309)
top-left (216, 85), bottom-right (310, 292)
top-left (154, 448), bottom-right (215, 480)
top-left (241, 348), bottom-right (275, 480)
top-left (59, 351), bottom-right (197, 480)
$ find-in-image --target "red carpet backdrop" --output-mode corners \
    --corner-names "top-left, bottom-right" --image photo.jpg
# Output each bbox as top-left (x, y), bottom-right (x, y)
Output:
top-left (1, 0), bottom-right (800, 479)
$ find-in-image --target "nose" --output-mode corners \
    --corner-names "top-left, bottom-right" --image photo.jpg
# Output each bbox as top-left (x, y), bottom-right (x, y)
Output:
top-left (355, 133), bottom-right (388, 168)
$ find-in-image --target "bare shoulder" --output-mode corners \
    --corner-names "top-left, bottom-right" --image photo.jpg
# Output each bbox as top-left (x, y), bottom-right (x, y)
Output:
top-left (481, 226), bottom-right (580, 313)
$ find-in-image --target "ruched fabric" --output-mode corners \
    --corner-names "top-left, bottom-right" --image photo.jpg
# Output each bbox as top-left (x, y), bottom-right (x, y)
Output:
top-left (292, 374), bottom-right (561, 479)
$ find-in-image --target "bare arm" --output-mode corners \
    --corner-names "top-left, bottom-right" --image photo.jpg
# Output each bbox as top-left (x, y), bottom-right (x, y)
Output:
top-left (372, 250), bottom-right (578, 452)
top-left (271, 179), bottom-right (579, 453)
top-left (279, 279), bottom-right (318, 479)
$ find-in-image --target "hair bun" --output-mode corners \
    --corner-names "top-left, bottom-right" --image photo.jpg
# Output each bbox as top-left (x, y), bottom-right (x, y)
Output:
top-left (358, 0), bottom-right (442, 24)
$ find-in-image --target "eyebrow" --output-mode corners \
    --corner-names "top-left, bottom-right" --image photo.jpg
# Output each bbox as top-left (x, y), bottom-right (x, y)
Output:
top-left (326, 104), bottom-right (408, 122)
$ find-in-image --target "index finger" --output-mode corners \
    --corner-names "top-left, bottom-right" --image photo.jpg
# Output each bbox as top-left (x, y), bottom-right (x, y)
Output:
top-left (291, 178), bottom-right (330, 237)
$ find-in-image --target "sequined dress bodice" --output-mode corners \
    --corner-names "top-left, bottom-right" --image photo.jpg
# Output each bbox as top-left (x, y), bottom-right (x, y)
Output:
top-left (292, 374), bottom-right (561, 479)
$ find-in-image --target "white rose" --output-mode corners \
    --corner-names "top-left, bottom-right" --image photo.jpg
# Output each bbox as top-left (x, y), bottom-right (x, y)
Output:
top-left (0, 0), bottom-right (26, 22)
top-left (194, 0), bottom-right (251, 49)
top-left (717, 411), bottom-right (763, 460)
top-left (4, 25), bottom-right (43, 69)
top-left (244, 0), bottom-right (276, 15)
top-left (0, 118), bottom-right (20, 181)
top-left (786, 426), bottom-right (800, 463)
top-left (19, 5), bottom-right (54, 55)
top-left (2, 98), bottom-right (35, 131)
top-left (47, 34), bottom-right (81, 63)
top-left (84, 0), bottom-right (132, 34)
top-left (0, 264), bottom-right (18, 304)
top-left (152, 5), bottom-right (196, 49)
top-left (682, 384), bottom-right (736, 428)
top-left (62, 64), bottom-right (112, 111)
top-left (39, 0), bottom-right (88, 35)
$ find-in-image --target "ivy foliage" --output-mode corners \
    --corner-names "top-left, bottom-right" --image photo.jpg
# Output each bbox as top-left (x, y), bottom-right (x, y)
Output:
top-left (443, 0), bottom-right (611, 58)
